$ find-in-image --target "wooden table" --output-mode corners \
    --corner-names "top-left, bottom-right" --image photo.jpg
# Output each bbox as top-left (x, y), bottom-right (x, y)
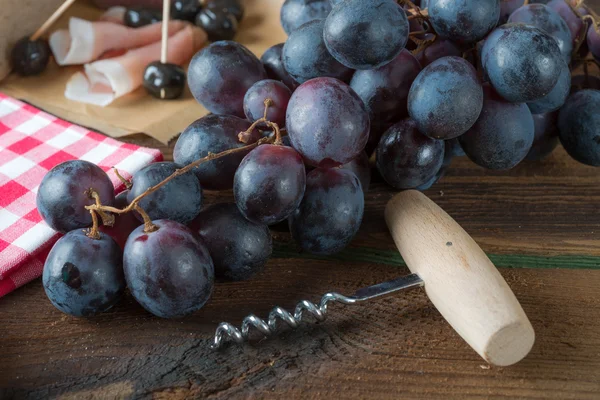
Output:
top-left (1, 132), bottom-right (599, 399)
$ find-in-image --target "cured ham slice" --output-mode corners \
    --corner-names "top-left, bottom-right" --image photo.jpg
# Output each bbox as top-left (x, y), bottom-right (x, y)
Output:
top-left (65, 25), bottom-right (207, 106)
top-left (98, 6), bottom-right (126, 24)
top-left (50, 18), bottom-right (187, 66)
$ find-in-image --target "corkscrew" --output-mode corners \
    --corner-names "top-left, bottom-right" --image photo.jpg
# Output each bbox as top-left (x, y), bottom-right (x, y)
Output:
top-left (211, 191), bottom-right (536, 367)
top-left (211, 274), bottom-right (424, 349)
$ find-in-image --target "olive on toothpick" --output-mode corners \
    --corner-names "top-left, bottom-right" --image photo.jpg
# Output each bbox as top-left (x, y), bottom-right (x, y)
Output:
top-left (206, 0), bottom-right (244, 22)
top-left (124, 8), bottom-right (162, 27)
top-left (195, 8), bottom-right (238, 41)
top-left (9, 0), bottom-right (77, 76)
top-left (171, 0), bottom-right (202, 22)
top-left (143, 61), bottom-right (186, 99)
top-left (10, 37), bottom-right (51, 76)
top-left (143, 0), bottom-right (185, 100)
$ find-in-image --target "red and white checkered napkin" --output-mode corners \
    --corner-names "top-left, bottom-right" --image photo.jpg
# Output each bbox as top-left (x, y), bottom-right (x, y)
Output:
top-left (0, 93), bottom-right (163, 297)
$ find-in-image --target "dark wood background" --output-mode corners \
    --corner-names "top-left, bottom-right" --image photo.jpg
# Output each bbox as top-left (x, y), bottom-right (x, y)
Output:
top-left (2, 1), bottom-right (600, 398)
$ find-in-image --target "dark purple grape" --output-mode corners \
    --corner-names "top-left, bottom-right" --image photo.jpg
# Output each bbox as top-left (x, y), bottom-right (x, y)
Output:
top-left (262, 130), bottom-right (293, 147)
top-left (171, 0), bottom-right (201, 21)
top-left (340, 151), bottom-right (371, 194)
top-left (37, 160), bottom-right (115, 233)
top-left (190, 203), bottom-right (272, 281)
top-left (526, 112), bottom-right (559, 161)
top-left (558, 89), bottom-right (600, 166)
top-left (124, 220), bottom-right (214, 318)
top-left (508, 4), bottom-right (573, 62)
top-left (127, 162), bottom-right (202, 224)
top-left (10, 37), bottom-right (51, 76)
top-left (260, 43), bottom-right (299, 91)
top-left (143, 61), bottom-right (186, 100)
top-left (289, 168), bottom-right (364, 255)
top-left (99, 191), bottom-right (141, 249)
top-left (414, 35), bottom-right (462, 68)
top-left (588, 24), bottom-right (600, 61)
top-left (481, 24), bottom-right (563, 103)
top-left (415, 139), bottom-right (455, 191)
top-left (43, 230), bottom-right (124, 317)
top-left (527, 61), bottom-right (570, 114)
top-left (124, 8), bottom-right (161, 27)
top-left (407, 11), bottom-right (428, 46)
top-left (570, 74), bottom-right (600, 93)
top-left (243, 79), bottom-right (292, 127)
top-left (376, 119), bottom-right (445, 189)
top-left (286, 77), bottom-right (370, 167)
top-left (195, 8), bottom-right (237, 42)
top-left (280, 0), bottom-right (331, 35)
top-left (408, 56), bottom-right (483, 140)
top-left (207, 0), bottom-right (244, 21)
top-left (428, 0), bottom-right (500, 43)
top-left (173, 114), bottom-right (261, 190)
top-left (282, 19), bottom-right (353, 84)
top-left (500, 0), bottom-right (525, 24)
top-left (234, 144), bottom-right (306, 225)
top-left (446, 137), bottom-right (466, 157)
top-left (323, 0), bottom-right (409, 69)
top-left (365, 120), bottom-right (394, 156)
top-left (546, 0), bottom-right (585, 45)
top-left (350, 49), bottom-right (421, 128)
top-left (459, 84), bottom-right (534, 170)
top-left (188, 41), bottom-right (267, 117)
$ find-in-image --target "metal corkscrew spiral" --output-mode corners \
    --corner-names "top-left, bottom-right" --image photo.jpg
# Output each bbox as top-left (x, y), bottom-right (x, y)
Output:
top-left (211, 274), bottom-right (424, 350)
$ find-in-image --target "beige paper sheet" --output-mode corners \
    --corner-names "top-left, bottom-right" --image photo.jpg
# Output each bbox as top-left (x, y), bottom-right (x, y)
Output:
top-left (0, 0), bottom-right (287, 144)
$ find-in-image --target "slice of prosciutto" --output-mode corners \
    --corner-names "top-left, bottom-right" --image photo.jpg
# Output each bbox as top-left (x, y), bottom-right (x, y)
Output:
top-left (65, 25), bottom-right (207, 106)
top-left (50, 18), bottom-right (187, 65)
top-left (98, 6), bottom-right (126, 24)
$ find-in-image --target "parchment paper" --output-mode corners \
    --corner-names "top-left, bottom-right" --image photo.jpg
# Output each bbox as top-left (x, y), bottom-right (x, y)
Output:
top-left (0, 0), bottom-right (287, 144)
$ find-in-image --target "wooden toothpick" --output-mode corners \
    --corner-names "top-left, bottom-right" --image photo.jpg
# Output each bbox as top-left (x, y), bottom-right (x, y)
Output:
top-left (159, 0), bottom-right (171, 99)
top-left (31, 0), bottom-right (78, 40)
top-left (161, 0), bottom-right (170, 64)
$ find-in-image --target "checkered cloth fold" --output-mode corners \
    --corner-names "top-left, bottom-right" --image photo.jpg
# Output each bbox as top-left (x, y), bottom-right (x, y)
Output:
top-left (0, 93), bottom-right (163, 297)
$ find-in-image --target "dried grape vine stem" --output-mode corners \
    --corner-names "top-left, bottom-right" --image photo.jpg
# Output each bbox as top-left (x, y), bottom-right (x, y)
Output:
top-left (85, 100), bottom-right (281, 237)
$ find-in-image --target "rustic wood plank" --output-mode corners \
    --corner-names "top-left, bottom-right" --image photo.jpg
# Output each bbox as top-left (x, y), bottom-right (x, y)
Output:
top-left (1, 263), bottom-right (599, 399)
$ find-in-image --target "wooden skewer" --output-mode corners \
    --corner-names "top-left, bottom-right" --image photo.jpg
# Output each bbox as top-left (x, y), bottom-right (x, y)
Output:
top-left (31, 0), bottom-right (78, 41)
top-left (161, 0), bottom-right (170, 64)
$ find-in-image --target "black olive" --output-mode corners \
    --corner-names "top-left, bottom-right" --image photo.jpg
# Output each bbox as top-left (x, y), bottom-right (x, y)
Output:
top-left (206, 0), bottom-right (244, 22)
top-left (195, 8), bottom-right (237, 42)
top-left (171, 0), bottom-right (202, 22)
top-left (143, 61), bottom-right (186, 100)
top-left (10, 36), bottom-right (51, 76)
top-left (124, 8), bottom-right (162, 28)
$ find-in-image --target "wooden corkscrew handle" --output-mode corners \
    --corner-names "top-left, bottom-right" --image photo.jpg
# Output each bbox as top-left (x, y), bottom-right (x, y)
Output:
top-left (385, 190), bottom-right (535, 366)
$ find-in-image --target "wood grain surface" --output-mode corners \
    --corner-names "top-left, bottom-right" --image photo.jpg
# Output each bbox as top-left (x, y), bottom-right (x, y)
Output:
top-left (1, 135), bottom-right (599, 399)
top-left (2, 0), bottom-right (600, 396)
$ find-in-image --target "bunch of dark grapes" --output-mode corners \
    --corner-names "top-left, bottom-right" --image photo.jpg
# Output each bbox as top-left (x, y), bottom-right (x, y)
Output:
top-left (37, 0), bottom-right (600, 319)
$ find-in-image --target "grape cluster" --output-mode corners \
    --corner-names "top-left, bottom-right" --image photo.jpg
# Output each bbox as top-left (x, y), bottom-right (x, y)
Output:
top-left (37, 0), bottom-right (600, 320)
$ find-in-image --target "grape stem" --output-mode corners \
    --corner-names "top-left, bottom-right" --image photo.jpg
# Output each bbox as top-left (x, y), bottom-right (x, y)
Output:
top-left (566, 0), bottom-right (600, 31)
top-left (113, 168), bottom-right (132, 190)
top-left (406, 8), bottom-right (429, 20)
top-left (85, 99), bottom-right (280, 234)
top-left (238, 99), bottom-right (283, 145)
top-left (86, 209), bottom-right (101, 240)
top-left (410, 34), bottom-right (437, 56)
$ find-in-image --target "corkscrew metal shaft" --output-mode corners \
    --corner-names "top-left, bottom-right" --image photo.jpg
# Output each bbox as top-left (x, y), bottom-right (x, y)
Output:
top-left (211, 274), bottom-right (424, 350)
